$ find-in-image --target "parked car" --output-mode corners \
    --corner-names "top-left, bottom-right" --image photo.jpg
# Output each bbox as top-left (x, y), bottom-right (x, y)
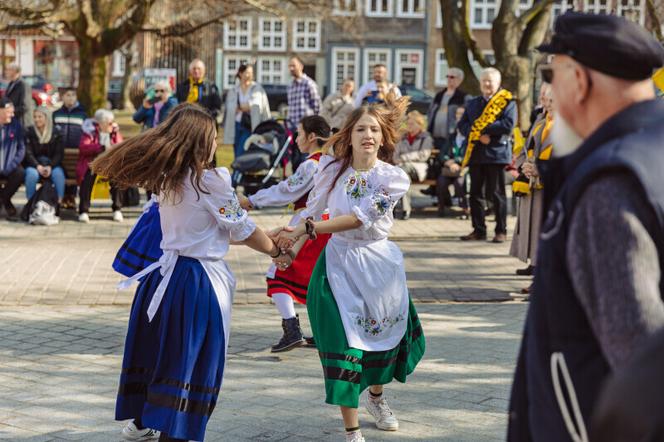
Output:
top-left (400, 85), bottom-right (434, 114)
top-left (0, 73), bottom-right (58, 107)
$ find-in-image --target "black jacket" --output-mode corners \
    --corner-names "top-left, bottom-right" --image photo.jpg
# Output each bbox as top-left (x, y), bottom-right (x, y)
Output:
top-left (53, 103), bottom-right (87, 148)
top-left (457, 92), bottom-right (516, 165)
top-left (175, 79), bottom-right (222, 120)
top-left (5, 78), bottom-right (30, 121)
top-left (24, 126), bottom-right (64, 168)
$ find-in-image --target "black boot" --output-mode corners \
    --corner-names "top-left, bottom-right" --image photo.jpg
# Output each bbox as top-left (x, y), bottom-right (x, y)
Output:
top-left (516, 265), bottom-right (535, 276)
top-left (271, 315), bottom-right (306, 353)
top-left (293, 314), bottom-right (316, 348)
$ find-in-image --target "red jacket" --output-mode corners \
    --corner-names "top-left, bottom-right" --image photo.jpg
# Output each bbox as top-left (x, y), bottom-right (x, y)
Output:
top-left (77, 119), bottom-right (123, 184)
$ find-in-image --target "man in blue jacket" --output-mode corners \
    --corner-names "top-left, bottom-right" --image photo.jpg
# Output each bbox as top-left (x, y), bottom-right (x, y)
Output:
top-left (458, 67), bottom-right (516, 243)
top-left (0, 99), bottom-right (25, 218)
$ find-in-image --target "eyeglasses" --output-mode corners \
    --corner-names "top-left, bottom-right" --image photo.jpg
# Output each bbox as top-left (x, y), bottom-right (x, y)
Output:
top-left (154, 89), bottom-right (165, 93)
top-left (446, 75), bottom-right (457, 79)
top-left (540, 63), bottom-right (593, 90)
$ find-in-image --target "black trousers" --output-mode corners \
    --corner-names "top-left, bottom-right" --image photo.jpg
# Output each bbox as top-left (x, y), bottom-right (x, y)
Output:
top-left (0, 166), bottom-right (25, 205)
top-left (469, 164), bottom-right (507, 235)
top-left (78, 169), bottom-right (122, 214)
top-left (437, 174), bottom-right (468, 210)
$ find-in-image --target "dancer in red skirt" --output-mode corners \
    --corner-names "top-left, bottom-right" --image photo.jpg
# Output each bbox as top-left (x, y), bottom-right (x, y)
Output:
top-left (239, 115), bottom-right (331, 352)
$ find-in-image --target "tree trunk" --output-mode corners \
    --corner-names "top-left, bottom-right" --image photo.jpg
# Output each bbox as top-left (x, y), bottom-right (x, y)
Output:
top-left (77, 39), bottom-right (108, 114)
top-left (440, 0), bottom-right (480, 95)
top-left (500, 55), bottom-right (534, 130)
top-left (120, 44), bottom-right (135, 111)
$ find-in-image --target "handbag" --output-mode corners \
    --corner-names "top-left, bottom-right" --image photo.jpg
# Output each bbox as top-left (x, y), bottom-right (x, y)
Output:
top-left (91, 175), bottom-right (111, 200)
top-left (20, 178), bottom-right (60, 225)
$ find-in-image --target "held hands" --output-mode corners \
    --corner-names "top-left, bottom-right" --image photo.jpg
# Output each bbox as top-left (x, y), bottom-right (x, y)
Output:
top-left (275, 228), bottom-right (301, 250)
top-left (238, 195), bottom-right (254, 211)
top-left (522, 162), bottom-right (538, 179)
top-left (36, 165), bottom-right (51, 178)
top-left (273, 252), bottom-right (293, 271)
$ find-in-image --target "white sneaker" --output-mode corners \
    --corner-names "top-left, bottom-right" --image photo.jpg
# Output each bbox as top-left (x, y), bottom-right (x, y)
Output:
top-left (78, 212), bottom-right (90, 223)
top-left (345, 430), bottom-right (366, 442)
top-left (121, 421), bottom-right (159, 441)
top-left (113, 210), bottom-right (124, 222)
top-left (365, 395), bottom-right (399, 431)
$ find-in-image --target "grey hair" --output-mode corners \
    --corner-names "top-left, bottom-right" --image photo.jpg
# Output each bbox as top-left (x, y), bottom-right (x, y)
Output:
top-left (94, 109), bottom-right (114, 124)
top-left (6, 62), bottom-right (20, 73)
top-left (189, 58), bottom-right (205, 71)
top-left (448, 67), bottom-right (465, 81)
top-left (480, 67), bottom-right (502, 83)
top-left (154, 80), bottom-right (172, 95)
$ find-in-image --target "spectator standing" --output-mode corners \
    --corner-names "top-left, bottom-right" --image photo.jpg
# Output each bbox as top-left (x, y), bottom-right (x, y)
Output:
top-left (132, 81), bottom-right (177, 131)
top-left (286, 56), bottom-right (321, 131)
top-left (175, 59), bottom-right (222, 121)
top-left (427, 67), bottom-right (468, 150)
top-left (53, 87), bottom-right (86, 209)
top-left (24, 107), bottom-right (65, 203)
top-left (3, 63), bottom-right (32, 128)
top-left (320, 78), bottom-right (355, 130)
top-left (77, 109), bottom-right (124, 223)
top-left (0, 100), bottom-right (24, 218)
top-left (509, 85), bottom-right (553, 285)
top-left (393, 111), bottom-right (433, 220)
top-left (458, 67), bottom-right (516, 243)
top-left (507, 13), bottom-right (664, 442)
top-left (354, 64), bottom-right (402, 108)
top-left (222, 64), bottom-right (271, 160)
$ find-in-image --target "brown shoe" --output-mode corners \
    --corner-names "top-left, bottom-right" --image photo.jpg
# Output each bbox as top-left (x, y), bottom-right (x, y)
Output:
top-left (492, 233), bottom-right (507, 243)
top-left (460, 231), bottom-right (487, 241)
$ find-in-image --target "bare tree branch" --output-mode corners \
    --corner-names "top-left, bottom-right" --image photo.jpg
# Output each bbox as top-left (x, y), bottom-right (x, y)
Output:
top-left (518, 0), bottom-right (555, 27)
top-left (646, 0), bottom-right (664, 42)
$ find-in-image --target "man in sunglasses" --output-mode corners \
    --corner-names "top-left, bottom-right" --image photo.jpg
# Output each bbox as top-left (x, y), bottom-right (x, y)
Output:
top-left (508, 12), bottom-right (664, 442)
top-left (133, 80), bottom-right (177, 131)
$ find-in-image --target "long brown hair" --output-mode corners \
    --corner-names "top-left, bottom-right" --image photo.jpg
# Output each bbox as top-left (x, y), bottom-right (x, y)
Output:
top-left (91, 103), bottom-right (216, 201)
top-left (324, 92), bottom-right (410, 190)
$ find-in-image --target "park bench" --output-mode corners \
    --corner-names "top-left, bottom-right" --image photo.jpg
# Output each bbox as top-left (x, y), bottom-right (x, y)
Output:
top-left (62, 148), bottom-right (78, 186)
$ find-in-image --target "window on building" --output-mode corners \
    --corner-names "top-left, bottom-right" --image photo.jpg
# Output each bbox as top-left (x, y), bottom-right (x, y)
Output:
top-left (224, 17), bottom-right (252, 50)
top-left (363, 49), bottom-right (391, 84)
top-left (333, 0), bottom-right (359, 15)
top-left (584, 0), bottom-right (610, 15)
top-left (112, 50), bottom-right (126, 77)
top-left (331, 48), bottom-right (359, 92)
top-left (258, 18), bottom-right (286, 51)
top-left (257, 57), bottom-right (287, 84)
top-left (397, 0), bottom-right (425, 17)
top-left (471, 0), bottom-right (499, 29)
top-left (552, 0), bottom-right (573, 26)
top-left (395, 49), bottom-right (424, 88)
top-left (292, 19), bottom-right (320, 52)
top-left (516, 0), bottom-right (532, 16)
top-left (366, 0), bottom-right (393, 17)
top-left (617, 0), bottom-right (645, 25)
top-left (223, 56), bottom-right (251, 89)
top-left (434, 49), bottom-right (449, 86)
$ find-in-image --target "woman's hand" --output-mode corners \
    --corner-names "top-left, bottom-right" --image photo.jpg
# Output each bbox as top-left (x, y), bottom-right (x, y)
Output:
top-left (142, 98), bottom-right (153, 109)
top-left (276, 228), bottom-right (302, 250)
top-left (238, 195), bottom-right (253, 211)
top-left (273, 253), bottom-right (293, 271)
top-left (522, 162), bottom-right (538, 178)
top-left (43, 165), bottom-right (52, 178)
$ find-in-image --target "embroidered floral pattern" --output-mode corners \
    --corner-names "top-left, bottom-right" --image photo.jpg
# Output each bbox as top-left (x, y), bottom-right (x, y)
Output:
top-left (218, 194), bottom-right (245, 221)
top-left (344, 171), bottom-right (370, 199)
top-left (355, 313), bottom-right (405, 336)
top-left (287, 171), bottom-right (306, 188)
top-left (370, 189), bottom-right (392, 216)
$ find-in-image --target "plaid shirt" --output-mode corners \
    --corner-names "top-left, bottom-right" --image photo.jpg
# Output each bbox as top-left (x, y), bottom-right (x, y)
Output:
top-left (287, 74), bottom-right (321, 129)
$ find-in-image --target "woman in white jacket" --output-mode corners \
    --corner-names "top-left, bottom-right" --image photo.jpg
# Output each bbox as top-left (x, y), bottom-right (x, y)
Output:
top-left (222, 64), bottom-right (271, 161)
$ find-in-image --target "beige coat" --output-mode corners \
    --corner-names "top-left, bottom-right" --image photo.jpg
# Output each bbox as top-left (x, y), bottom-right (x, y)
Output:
top-left (510, 115), bottom-right (553, 265)
top-left (320, 92), bottom-right (355, 130)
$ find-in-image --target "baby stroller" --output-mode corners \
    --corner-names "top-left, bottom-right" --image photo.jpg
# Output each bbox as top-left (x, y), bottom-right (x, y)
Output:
top-left (231, 120), bottom-right (292, 195)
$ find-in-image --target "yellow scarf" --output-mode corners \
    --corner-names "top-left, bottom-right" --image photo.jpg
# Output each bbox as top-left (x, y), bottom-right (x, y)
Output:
top-left (461, 89), bottom-right (514, 168)
top-left (186, 77), bottom-right (203, 103)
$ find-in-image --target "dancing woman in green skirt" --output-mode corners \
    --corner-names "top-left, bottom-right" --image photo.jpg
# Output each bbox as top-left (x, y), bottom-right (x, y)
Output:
top-left (275, 94), bottom-right (425, 442)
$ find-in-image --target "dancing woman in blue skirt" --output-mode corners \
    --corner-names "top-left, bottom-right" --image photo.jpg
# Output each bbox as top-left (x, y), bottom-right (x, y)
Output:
top-left (92, 104), bottom-right (287, 442)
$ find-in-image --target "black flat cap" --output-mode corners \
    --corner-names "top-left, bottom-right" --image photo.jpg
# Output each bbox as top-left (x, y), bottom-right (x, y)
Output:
top-left (538, 12), bottom-right (664, 80)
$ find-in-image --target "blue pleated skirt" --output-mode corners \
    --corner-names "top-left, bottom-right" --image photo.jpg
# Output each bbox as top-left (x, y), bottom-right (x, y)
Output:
top-left (113, 203), bottom-right (163, 277)
top-left (115, 256), bottom-right (226, 442)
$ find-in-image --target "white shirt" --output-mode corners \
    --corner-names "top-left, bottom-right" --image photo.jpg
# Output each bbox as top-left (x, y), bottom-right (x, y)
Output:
top-left (300, 156), bottom-right (411, 351)
top-left (353, 80), bottom-right (403, 108)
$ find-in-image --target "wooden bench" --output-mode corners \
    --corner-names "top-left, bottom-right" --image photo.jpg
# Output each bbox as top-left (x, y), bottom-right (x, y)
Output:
top-left (62, 148), bottom-right (78, 186)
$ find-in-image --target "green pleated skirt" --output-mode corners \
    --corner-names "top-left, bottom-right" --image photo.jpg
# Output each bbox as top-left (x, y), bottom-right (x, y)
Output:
top-left (307, 248), bottom-right (425, 409)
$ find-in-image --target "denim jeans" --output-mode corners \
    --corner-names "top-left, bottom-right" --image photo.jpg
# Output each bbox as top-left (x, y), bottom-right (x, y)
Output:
top-left (25, 166), bottom-right (65, 200)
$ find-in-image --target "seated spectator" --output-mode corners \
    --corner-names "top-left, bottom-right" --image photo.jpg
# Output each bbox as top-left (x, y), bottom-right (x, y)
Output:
top-left (393, 110), bottom-right (433, 220)
top-left (53, 87), bottom-right (86, 209)
top-left (436, 106), bottom-right (469, 218)
top-left (77, 109), bottom-right (124, 223)
top-left (24, 107), bottom-right (65, 204)
top-left (320, 78), bottom-right (355, 131)
top-left (132, 81), bottom-right (178, 131)
top-left (0, 100), bottom-right (24, 219)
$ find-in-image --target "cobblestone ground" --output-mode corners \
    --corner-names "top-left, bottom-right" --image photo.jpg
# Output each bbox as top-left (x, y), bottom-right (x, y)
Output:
top-left (0, 303), bottom-right (526, 442)
top-left (0, 190), bottom-right (530, 441)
